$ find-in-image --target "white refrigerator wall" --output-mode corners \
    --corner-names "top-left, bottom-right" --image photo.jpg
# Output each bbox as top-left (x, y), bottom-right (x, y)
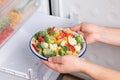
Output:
top-left (37, 0), bottom-right (50, 15)
top-left (51, 0), bottom-right (120, 27)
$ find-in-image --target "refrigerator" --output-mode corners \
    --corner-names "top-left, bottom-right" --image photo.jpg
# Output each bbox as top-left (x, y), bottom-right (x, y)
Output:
top-left (0, 0), bottom-right (60, 80)
top-left (0, 0), bottom-right (120, 80)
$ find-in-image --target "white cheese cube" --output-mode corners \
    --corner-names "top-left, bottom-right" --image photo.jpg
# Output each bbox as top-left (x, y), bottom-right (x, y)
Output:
top-left (75, 46), bottom-right (81, 52)
top-left (61, 40), bottom-right (67, 46)
top-left (68, 36), bottom-right (77, 45)
top-left (49, 44), bottom-right (58, 51)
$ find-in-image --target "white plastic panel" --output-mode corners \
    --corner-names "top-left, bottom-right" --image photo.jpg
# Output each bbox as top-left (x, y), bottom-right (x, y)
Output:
top-left (37, 0), bottom-right (50, 15)
top-left (0, 71), bottom-right (27, 80)
top-left (51, 0), bottom-right (120, 27)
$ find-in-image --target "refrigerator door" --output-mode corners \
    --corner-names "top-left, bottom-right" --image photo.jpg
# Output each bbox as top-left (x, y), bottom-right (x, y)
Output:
top-left (51, 0), bottom-right (120, 79)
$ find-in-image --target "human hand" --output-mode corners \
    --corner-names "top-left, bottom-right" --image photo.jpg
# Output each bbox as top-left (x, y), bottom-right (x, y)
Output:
top-left (41, 55), bottom-right (86, 73)
top-left (70, 22), bottom-right (103, 44)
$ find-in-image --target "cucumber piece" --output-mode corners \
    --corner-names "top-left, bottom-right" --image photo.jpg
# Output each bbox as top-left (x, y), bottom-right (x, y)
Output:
top-left (59, 48), bottom-right (65, 56)
top-left (39, 31), bottom-right (48, 37)
top-left (43, 49), bottom-right (56, 58)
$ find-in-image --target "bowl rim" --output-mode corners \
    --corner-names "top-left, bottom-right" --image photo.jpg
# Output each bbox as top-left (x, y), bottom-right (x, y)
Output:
top-left (30, 30), bottom-right (87, 61)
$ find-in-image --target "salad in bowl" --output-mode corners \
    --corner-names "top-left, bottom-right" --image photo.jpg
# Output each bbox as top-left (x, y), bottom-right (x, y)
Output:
top-left (30, 27), bottom-right (87, 60)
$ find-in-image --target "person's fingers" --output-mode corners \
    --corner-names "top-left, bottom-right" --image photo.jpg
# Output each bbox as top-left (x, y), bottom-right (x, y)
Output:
top-left (48, 56), bottom-right (63, 64)
top-left (41, 60), bottom-right (57, 69)
top-left (41, 59), bottom-right (62, 72)
top-left (41, 60), bottom-right (49, 66)
top-left (77, 31), bottom-right (84, 36)
top-left (70, 24), bottom-right (82, 31)
top-left (84, 34), bottom-right (97, 44)
top-left (80, 58), bottom-right (86, 61)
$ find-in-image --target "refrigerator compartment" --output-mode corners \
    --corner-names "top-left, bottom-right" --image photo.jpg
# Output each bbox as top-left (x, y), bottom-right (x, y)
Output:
top-left (0, 0), bottom-right (11, 11)
top-left (0, 0), bottom-right (19, 16)
top-left (0, 16), bottom-right (11, 31)
top-left (0, 0), bottom-right (34, 15)
top-left (0, 0), bottom-right (40, 47)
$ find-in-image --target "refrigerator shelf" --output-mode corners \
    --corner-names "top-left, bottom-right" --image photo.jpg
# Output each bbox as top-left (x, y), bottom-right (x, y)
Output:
top-left (0, 0), bottom-right (40, 48)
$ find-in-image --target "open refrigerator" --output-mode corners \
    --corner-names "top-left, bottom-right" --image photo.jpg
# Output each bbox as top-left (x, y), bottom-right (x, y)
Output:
top-left (0, 0), bottom-right (67, 80)
top-left (1, 0), bottom-right (120, 80)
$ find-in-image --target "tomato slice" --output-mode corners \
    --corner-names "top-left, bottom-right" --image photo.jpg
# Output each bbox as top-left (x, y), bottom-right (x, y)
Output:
top-left (67, 33), bottom-right (75, 37)
top-left (56, 30), bottom-right (67, 40)
top-left (38, 35), bottom-right (44, 42)
top-left (48, 26), bottom-right (55, 34)
top-left (67, 43), bottom-right (76, 52)
top-left (56, 32), bottom-right (66, 40)
top-left (32, 44), bottom-right (39, 52)
top-left (62, 30), bottom-right (74, 37)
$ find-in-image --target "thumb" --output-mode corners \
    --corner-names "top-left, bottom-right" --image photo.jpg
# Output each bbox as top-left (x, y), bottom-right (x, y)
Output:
top-left (70, 24), bottom-right (82, 31)
top-left (48, 56), bottom-right (63, 64)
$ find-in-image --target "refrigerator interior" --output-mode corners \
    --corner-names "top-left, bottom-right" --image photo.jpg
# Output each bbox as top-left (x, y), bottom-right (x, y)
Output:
top-left (51, 0), bottom-right (120, 79)
top-left (37, 0), bottom-right (50, 15)
top-left (51, 0), bottom-right (120, 26)
top-left (0, 0), bottom-right (53, 80)
top-left (1, 0), bottom-right (120, 80)
top-left (0, 6), bottom-right (78, 80)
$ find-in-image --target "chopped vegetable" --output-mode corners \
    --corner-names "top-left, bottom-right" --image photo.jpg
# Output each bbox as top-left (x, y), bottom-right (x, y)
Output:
top-left (43, 49), bottom-right (56, 58)
top-left (9, 11), bottom-right (22, 27)
top-left (48, 26), bottom-right (55, 34)
top-left (61, 40), bottom-right (67, 46)
top-left (47, 27), bottom-right (51, 32)
top-left (44, 35), bottom-right (55, 44)
top-left (32, 27), bottom-right (85, 58)
top-left (40, 42), bottom-right (48, 49)
top-left (38, 35), bottom-right (44, 43)
top-left (56, 33), bottom-right (65, 40)
top-left (68, 36), bottom-right (77, 45)
top-left (49, 31), bottom-right (56, 36)
top-left (0, 17), bottom-right (11, 30)
top-left (34, 33), bottom-right (39, 39)
top-left (57, 43), bottom-right (61, 46)
top-left (36, 43), bottom-right (43, 55)
top-left (49, 44), bottom-right (57, 51)
top-left (32, 44), bottom-right (39, 52)
top-left (75, 46), bottom-right (81, 52)
top-left (63, 46), bottom-right (69, 52)
top-left (59, 48), bottom-right (65, 56)
top-left (75, 35), bottom-right (84, 44)
top-left (39, 31), bottom-right (48, 37)
top-left (67, 43), bottom-right (76, 52)
top-left (38, 49), bottom-right (42, 55)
